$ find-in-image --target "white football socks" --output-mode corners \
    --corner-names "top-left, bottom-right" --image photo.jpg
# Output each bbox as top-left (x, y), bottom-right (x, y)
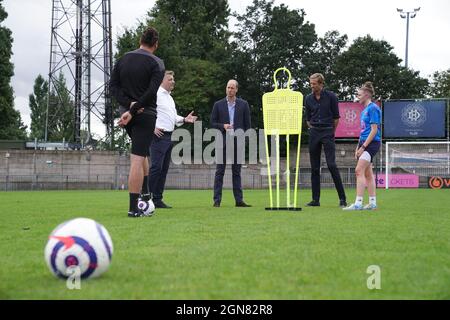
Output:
top-left (355, 196), bottom-right (363, 206)
top-left (369, 196), bottom-right (377, 206)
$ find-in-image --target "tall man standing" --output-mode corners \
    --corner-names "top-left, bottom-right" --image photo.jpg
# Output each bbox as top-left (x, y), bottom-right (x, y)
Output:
top-left (305, 73), bottom-right (347, 207)
top-left (149, 71), bottom-right (198, 208)
top-left (110, 27), bottom-right (165, 218)
top-left (210, 80), bottom-right (252, 208)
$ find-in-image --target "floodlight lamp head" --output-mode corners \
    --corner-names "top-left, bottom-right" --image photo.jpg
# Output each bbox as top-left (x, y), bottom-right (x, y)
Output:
top-left (414, 7), bottom-right (421, 12)
top-left (397, 8), bottom-right (403, 13)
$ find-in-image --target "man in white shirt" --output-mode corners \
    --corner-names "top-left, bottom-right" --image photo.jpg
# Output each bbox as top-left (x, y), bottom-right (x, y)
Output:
top-left (149, 71), bottom-right (197, 208)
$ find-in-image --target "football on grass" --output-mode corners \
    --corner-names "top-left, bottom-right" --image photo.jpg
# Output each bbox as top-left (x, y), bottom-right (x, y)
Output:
top-left (138, 199), bottom-right (155, 216)
top-left (44, 218), bottom-right (113, 279)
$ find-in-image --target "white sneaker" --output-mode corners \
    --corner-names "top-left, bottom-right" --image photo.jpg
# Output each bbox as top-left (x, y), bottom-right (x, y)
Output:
top-left (363, 203), bottom-right (378, 210)
top-left (342, 203), bottom-right (364, 211)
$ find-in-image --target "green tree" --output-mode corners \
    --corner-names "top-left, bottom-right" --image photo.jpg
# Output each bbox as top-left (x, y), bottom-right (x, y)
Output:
top-left (115, 18), bottom-right (183, 72)
top-left (115, 0), bottom-right (231, 68)
top-left (334, 35), bottom-right (429, 100)
top-left (115, 27), bottom-right (141, 60)
top-left (97, 125), bottom-right (130, 152)
top-left (392, 68), bottom-right (430, 99)
top-left (172, 59), bottom-right (227, 123)
top-left (47, 72), bottom-right (75, 141)
top-left (29, 75), bottom-right (48, 140)
top-left (150, 0), bottom-right (230, 61)
top-left (430, 69), bottom-right (450, 98)
top-left (231, 0), bottom-right (318, 128)
top-left (114, 0), bottom-right (232, 128)
top-left (0, 0), bottom-right (27, 140)
top-left (306, 30), bottom-right (348, 93)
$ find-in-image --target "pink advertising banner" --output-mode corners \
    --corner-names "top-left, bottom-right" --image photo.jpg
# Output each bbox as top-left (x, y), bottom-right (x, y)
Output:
top-left (375, 174), bottom-right (419, 189)
top-left (335, 102), bottom-right (365, 138)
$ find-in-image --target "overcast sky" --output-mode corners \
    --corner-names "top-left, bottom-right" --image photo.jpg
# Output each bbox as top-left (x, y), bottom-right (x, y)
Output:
top-left (3, 0), bottom-right (450, 137)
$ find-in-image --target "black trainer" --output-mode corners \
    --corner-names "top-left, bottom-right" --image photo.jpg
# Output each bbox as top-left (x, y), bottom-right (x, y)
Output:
top-left (128, 210), bottom-right (146, 218)
top-left (339, 200), bottom-right (348, 208)
top-left (306, 201), bottom-right (320, 207)
top-left (213, 202), bottom-right (220, 207)
top-left (236, 201), bottom-right (252, 207)
top-left (154, 201), bottom-right (172, 209)
top-left (140, 193), bottom-right (151, 202)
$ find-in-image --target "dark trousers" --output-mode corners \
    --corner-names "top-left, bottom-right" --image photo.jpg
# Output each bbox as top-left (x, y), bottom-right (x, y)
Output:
top-left (213, 140), bottom-right (243, 203)
top-left (149, 133), bottom-right (173, 201)
top-left (308, 127), bottom-right (346, 202)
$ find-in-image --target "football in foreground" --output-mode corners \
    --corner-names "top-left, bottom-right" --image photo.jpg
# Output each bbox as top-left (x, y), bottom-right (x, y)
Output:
top-left (44, 218), bottom-right (113, 279)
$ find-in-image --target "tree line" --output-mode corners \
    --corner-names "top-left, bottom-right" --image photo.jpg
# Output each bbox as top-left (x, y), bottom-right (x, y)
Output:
top-left (0, 0), bottom-right (449, 143)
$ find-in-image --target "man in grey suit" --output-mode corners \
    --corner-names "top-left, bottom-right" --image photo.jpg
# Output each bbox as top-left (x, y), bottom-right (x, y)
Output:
top-left (210, 80), bottom-right (252, 208)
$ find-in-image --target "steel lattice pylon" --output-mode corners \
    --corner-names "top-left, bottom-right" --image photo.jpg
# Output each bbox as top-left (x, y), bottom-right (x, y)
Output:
top-left (45, 0), bottom-right (113, 148)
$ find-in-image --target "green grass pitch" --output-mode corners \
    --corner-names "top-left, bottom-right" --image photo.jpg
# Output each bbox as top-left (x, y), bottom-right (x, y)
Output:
top-left (0, 188), bottom-right (449, 299)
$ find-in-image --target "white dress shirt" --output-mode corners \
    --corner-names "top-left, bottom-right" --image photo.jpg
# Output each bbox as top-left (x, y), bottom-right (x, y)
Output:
top-left (155, 86), bottom-right (184, 132)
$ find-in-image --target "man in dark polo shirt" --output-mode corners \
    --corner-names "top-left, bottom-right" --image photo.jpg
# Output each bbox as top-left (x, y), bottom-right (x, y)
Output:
top-left (305, 73), bottom-right (347, 207)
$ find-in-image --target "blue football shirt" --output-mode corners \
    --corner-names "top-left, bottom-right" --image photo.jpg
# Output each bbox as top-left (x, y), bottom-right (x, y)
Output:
top-left (360, 102), bottom-right (381, 142)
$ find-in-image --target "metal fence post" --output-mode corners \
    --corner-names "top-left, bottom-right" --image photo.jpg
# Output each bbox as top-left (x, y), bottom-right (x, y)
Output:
top-left (252, 172), bottom-right (255, 189)
top-left (189, 174), bottom-right (192, 190)
top-left (114, 153), bottom-right (119, 190)
top-left (262, 172), bottom-right (264, 189)
top-left (5, 154), bottom-right (9, 191)
top-left (32, 151), bottom-right (36, 190)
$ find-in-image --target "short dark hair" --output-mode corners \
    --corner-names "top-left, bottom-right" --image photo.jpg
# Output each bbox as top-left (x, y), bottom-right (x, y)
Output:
top-left (140, 27), bottom-right (159, 48)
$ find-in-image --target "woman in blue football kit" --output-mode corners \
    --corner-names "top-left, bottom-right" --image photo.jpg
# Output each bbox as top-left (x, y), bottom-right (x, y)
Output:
top-left (343, 82), bottom-right (381, 211)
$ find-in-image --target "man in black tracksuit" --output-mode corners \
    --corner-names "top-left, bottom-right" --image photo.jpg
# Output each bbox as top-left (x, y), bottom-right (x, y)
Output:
top-left (110, 27), bottom-right (165, 217)
top-left (305, 73), bottom-right (347, 208)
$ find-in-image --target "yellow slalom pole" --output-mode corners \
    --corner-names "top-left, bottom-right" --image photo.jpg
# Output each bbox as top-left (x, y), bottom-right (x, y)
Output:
top-left (265, 133), bottom-right (273, 208)
top-left (294, 135), bottom-right (301, 208)
top-left (276, 133), bottom-right (280, 208)
top-left (286, 134), bottom-right (290, 207)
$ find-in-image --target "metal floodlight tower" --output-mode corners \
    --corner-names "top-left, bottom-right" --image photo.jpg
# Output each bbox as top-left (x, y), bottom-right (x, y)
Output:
top-left (397, 7), bottom-right (421, 68)
top-left (45, 0), bottom-right (114, 148)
